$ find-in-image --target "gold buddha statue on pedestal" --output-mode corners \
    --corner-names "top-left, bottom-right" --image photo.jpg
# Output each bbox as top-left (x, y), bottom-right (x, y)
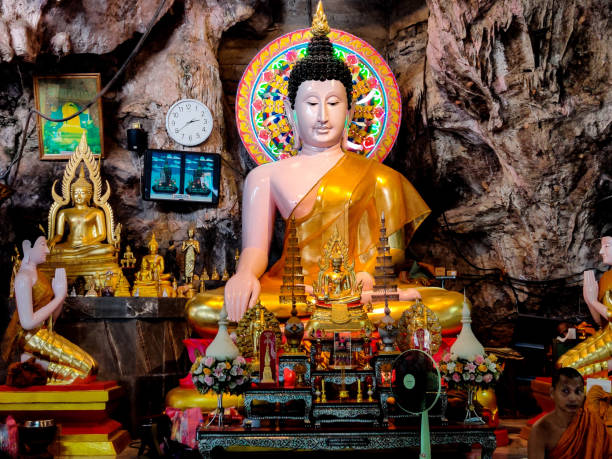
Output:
top-left (41, 132), bottom-right (122, 282)
top-left (306, 228), bottom-right (373, 337)
top-left (185, 2), bottom-right (466, 339)
top-left (132, 233), bottom-right (173, 297)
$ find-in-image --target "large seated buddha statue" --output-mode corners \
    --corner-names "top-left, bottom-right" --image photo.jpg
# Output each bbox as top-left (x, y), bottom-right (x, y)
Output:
top-left (557, 230), bottom-right (612, 376)
top-left (41, 132), bottom-right (122, 282)
top-left (186, 2), bottom-right (465, 337)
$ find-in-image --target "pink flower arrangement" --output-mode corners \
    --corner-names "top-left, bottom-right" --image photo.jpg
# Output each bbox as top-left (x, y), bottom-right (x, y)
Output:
top-left (439, 353), bottom-right (502, 389)
top-left (191, 355), bottom-right (251, 395)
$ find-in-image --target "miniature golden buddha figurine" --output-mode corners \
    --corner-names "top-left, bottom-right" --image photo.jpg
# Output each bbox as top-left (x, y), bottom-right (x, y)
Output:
top-left (557, 231), bottom-right (612, 375)
top-left (185, 1), bottom-right (465, 337)
top-left (121, 245), bottom-right (136, 269)
top-left (1, 236), bottom-right (97, 384)
top-left (181, 227), bottom-right (200, 284)
top-left (132, 233), bottom-right (173, 297)
top-left (114, 274), bottom-right (131, 297)
top-left (307, 228), bottom-right (372, 336)
top-left (319, 256), bottom-right (354, 301)
top-left (41, 133), bottom-right (122, 282)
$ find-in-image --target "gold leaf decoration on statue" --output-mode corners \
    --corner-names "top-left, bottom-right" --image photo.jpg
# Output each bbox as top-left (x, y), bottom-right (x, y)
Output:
top-left (311, 1), bottom-right (330, 37)
top-left (48, 132), bottom-right (120, 248)
top-left (397, 299), bottom-right (442, 355)
top-left (317, 226), bottom-right (352, 275)
top-left (235, 301), bottom-right (282, 359)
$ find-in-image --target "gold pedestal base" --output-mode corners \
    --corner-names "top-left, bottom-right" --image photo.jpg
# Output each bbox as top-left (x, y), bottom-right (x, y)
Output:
top-left (305, 301), bottom-right (374, 338)
top-left (40, 256), bottom-right (122, 284)
top-left (132, 282), bottom-right (173, 297)
top-left (55, 429), bottom-right (130, 456)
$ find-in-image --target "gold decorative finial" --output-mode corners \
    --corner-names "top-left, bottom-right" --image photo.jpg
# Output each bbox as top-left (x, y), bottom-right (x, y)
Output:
top-left (311, 1), bottom-right (330, 37)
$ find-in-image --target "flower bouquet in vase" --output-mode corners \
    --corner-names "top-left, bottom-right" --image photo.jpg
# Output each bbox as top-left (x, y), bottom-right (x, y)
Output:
top-left (191, 355), bottom-right (251, 428)
top-left (439, 353), bottom-right (503, 424)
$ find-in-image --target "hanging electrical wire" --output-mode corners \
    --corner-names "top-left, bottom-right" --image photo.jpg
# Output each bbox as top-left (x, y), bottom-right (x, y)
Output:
top-left (0, 0), bottom-right (169, 187)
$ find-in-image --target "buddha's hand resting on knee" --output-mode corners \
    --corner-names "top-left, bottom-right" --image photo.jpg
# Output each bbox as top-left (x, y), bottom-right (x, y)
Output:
top-left (224, 271), bottom-right (261, 322)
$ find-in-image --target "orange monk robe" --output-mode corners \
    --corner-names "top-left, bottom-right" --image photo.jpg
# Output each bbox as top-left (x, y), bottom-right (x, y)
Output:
top-left (600, 270), bottom-right (612, 307)
top-left (549, 387), bottom-right (612, 459)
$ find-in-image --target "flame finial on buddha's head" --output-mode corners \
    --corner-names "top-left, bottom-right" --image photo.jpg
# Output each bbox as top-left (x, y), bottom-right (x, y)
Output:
top-left (311, 1), bottom-right (330, 37)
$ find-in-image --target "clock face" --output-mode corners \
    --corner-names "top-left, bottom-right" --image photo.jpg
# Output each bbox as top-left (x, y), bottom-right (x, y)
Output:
top-left (165, 99), bottom-right (213, 146)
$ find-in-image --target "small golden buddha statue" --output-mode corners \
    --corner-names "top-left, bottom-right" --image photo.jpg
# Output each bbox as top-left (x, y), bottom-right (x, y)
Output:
top-left (319, 256), bottom-right (355, 301)
top-left (306, 228), bottom-right (373, 336)
top-left (114, 274), bottom-right (131, 297)
top-left (121, 245), bottom-right (136, 269)
top-left (132, 233), bottom-right (173, 297)
top-left (181, 227), bottom-right (200, 284)
top-left (41, 132), bottom-right (122, 282)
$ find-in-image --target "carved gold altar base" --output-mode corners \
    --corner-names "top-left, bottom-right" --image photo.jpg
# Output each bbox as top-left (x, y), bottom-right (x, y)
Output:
top-left (39, 257), bottom-right (122, 284)
top-left (306, 298), bottom-right (374, 338)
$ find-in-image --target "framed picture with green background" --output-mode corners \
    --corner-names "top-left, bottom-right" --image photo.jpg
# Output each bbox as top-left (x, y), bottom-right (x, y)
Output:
top-left (33, 73), bottom-right (104, 160)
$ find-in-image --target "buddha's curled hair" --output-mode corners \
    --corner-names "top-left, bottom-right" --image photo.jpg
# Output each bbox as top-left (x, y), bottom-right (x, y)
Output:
top-left (287, 35), bottom-right (353, 109)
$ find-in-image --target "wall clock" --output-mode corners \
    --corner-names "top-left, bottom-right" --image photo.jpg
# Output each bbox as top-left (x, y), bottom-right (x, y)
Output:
top-left (165, 99), bottom-right (213, 146)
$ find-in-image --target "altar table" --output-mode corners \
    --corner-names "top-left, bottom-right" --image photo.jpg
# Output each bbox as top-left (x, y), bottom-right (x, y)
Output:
top-left (197, 424), bottom-right (497, 458)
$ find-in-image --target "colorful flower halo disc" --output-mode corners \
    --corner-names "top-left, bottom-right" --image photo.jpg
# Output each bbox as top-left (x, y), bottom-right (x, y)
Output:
top-left (236, 28), bottom-right (402, 165)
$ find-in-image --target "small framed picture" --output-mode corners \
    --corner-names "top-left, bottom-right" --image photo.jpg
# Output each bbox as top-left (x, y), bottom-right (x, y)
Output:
top-left (33, 73), bottom-right (104, 160)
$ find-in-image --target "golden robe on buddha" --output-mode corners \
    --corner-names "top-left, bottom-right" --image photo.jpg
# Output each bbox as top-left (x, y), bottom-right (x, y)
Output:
top-left (558, 270), bottom-right (612, 375)
top-left (188, 152), bottom-right (466, 335)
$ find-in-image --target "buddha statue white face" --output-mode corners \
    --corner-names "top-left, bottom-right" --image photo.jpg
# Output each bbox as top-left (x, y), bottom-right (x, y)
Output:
top-left (600, 236), bottom-right (612, 265)
top-left (293, 80), bottom-right (349, 151)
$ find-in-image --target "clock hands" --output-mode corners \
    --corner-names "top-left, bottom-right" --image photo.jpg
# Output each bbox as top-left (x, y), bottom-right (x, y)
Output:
top-left (178, 118), bottom-right (200, 132)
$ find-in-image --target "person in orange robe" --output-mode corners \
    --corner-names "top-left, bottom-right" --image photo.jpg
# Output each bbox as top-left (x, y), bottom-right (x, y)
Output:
top-left (528, 367), bottom-right (611, 459)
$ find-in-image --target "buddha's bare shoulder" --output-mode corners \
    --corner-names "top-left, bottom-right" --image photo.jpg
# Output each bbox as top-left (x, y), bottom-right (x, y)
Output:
top-left (245, 157), bottom-right (303, 181)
